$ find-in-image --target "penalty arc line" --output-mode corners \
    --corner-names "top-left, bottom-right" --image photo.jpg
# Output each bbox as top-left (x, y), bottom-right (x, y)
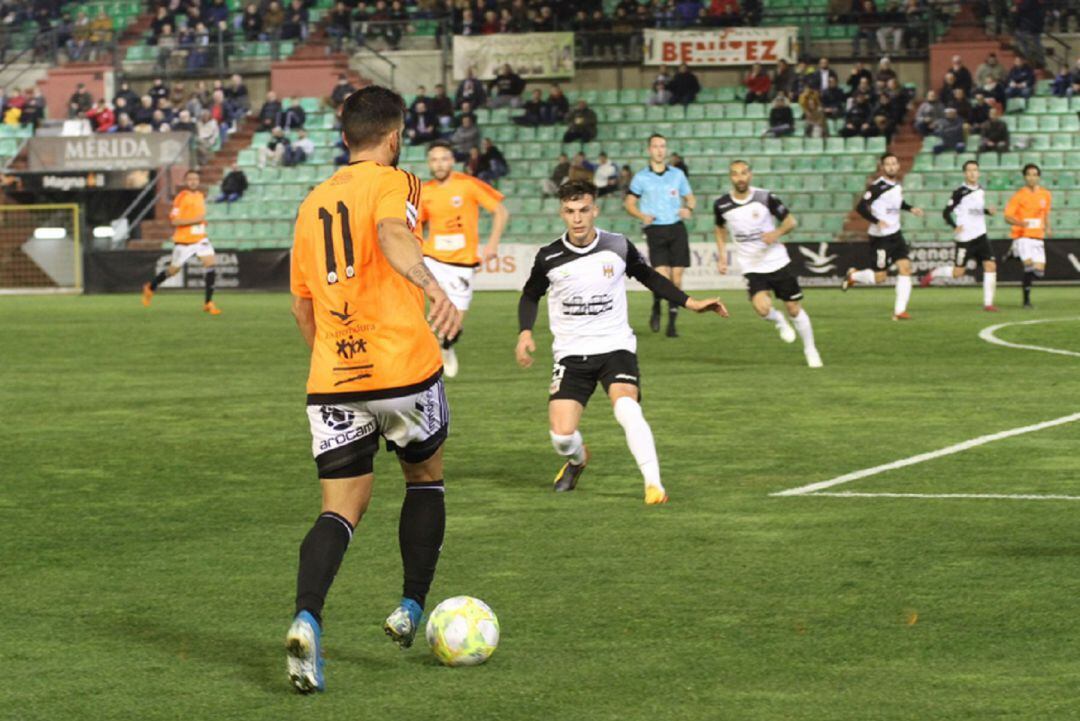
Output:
top-left (772, 318), bottom-right (1080, 499)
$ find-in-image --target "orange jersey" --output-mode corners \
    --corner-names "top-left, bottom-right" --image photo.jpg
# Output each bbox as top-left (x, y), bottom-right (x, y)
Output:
top-left (1004, 186), bottom-right (1052, 239)
top-left (171, 189), bottom-right (207, 245)
top-left (419, 172), bottom-right (504, 267)
top-left (291, 161), bottom-right (441, 403)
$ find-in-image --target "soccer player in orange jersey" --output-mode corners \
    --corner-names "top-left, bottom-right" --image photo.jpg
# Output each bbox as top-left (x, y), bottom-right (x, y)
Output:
top-left (141, 169), bottom-right (221, 314)
top-left (1004, 163), bottom-right (1052, 308)
top-left (284, 86), bottom-right (461, 694)
top-left (418, 140), bottom-right (510, 377)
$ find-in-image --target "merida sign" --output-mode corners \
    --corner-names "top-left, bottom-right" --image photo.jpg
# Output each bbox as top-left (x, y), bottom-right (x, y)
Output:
top-left (27, 132), bottom-right (192, 171)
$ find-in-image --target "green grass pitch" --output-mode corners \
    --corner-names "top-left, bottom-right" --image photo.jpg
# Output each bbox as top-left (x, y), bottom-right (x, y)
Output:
top-left (2, 287), bottom-right (1079, 720)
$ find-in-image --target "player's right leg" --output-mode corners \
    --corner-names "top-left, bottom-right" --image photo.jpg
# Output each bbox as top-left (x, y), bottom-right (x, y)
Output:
top-left (287, 405), bottom-right (380, 693)
top-left (605, 374), bottom-right (668, 505)
top-left (751, 288), bottom-right (795, 343)
top-left (142, 256), bottom-right (182, 306)
top-left (550, 399), bottom-right (588, 492)
top-left (982, 258), bottom-right (998, 311)
top-left (893, 257), bottom-right (914, 320)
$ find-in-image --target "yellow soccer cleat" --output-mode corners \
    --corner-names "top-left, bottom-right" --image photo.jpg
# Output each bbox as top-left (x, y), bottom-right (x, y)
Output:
top-left (203, 301), bottom-right (222, 315)
top-left (553, 446), bottom-right (589, 492)
top-left (644, 485), bottom-right (669, 505)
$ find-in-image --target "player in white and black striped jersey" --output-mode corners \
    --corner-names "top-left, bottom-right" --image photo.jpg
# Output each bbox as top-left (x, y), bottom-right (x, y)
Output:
top-left (919, 160), bottom-right (999, 311)
top-left (841, 153), bottom-right (925, 320)
top-left (515, 180), bottom-right (729, 505)
top-left (714, 160), bottom-right (822, 368)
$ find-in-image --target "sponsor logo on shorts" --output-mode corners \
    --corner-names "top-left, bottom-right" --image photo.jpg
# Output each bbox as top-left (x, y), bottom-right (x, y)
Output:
top-left (318, 420), bottom-right (377, 452)
top-left (550, 363), bottom-right (565, 395)
top-left (320, 406), bottom-right (355, 431)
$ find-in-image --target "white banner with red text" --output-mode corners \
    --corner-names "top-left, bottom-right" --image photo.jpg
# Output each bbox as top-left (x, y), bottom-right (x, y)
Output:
top-left (642, 27), bottom-right (798, 67)
top-left (452, 32), bottom-right (575, 81)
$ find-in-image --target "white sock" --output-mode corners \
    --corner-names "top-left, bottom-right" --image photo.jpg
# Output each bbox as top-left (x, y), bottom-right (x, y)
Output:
top-left (550, 430), bottom-right (587, 465)
top-left (894, 274), bottom-right (912, 315)
top-left (763, 307), bottom-right (790, 330)
top-left (612, 397), bottom-right (663, 491)
top-left (984, 272), bottom-right (996, 307)
top-left (930, 266), bottom-right (953, 281)
top-left (852, 269), bottom-right (876, 285)
top-left (790, 310), bottom-right (816, 352)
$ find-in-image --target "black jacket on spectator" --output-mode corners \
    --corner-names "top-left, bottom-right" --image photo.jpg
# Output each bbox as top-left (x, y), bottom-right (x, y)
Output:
top-left (259, 100), bottom-right (283, 129)
top-left (668, 71), bottom-right (701, 104)
top-left (769, 105), bottom-right (794, 128)
top-left (221, 169), bottom-right (249, 197)
top-left (1013, 0), bottom-right (1046, 33)
top-left (491, 71), bottom-right (525, 99)
top-left (455, 77), bottom-right (487, 108)
top-left (546, 92), bottom-right (569, 120)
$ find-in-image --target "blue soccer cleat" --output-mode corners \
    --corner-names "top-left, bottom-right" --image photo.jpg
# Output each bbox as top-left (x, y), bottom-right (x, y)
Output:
top-left (286, 610), bottom-right (325, 693)
top-left (383, 598), bottom-right (423, 649)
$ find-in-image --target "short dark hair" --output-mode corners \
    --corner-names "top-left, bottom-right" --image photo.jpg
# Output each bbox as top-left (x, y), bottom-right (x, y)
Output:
top-left (426, 139), bottom-right (453, 154)
top-left (557, 180), bottom-right (598, 203)
top-left (880, 152), bottom-right (898, 163)
top-left (1023, 163), bottom-right (1041, 176)
top-left (729, 159), bottom-right (751, 171)
top-left (185, 168), bottom-right (200, 177)
top-left (962, 160), bottom-right (979, 171)
top-left (648, 133), bottom-right (665, 143)
top-left (341, 85), bottom-right (405, 151)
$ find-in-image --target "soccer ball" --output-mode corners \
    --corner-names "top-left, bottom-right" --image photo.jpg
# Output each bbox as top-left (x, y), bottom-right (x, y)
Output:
top-left (425, 596), bottom-right (500, 667)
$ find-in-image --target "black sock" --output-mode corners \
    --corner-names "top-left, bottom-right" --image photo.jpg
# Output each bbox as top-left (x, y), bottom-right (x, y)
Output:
top-left (295, 511), bottom-right (354, 624)
top-left (204, 269), bottom-right (216, 303)
top-left (398, 480), bottom-right (445, 608)
top-left (668, 302), bottom-right (678, 320)
top-left (1023, 271), bottom-right (1034, 304)
top-left (148, 270), bottom-right (168, 291)
top-left (441, 329), bottom-right (460, 351)
top-left (651, 295), bottom-right (661, 314)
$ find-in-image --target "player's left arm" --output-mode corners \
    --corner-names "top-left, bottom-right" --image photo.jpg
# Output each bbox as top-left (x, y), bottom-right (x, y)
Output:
top-left (762, 194), bottom-right (796, 244)
top-left (291, 296), bottom-right (315, 349)
top-left (289, 218), bottom-right (316, 349)
top-left (626, 240), bottom-right (728, 316)
top-left (678, 172), bottom-right (695, 219)
top-left (483, 202), bottom-right (510, 261)
top-left (901, 200), bottom-right (924, 217)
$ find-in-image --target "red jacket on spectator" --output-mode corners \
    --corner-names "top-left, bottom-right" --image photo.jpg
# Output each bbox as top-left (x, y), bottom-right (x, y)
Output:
top-left (745, 71), bottom-right (771, 96)
top-left (710, 0), bottom-right (739, 15)
top-left (88, 105), bottom-right (115, 132)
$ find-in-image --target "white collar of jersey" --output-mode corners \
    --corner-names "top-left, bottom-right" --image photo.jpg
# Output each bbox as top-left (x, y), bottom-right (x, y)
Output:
top-left (560, 229), bottom-right (601, 254)
top-left (730, 187), bottom-right (757, 205)
top-left (964, 182), bottom-right (981, 190)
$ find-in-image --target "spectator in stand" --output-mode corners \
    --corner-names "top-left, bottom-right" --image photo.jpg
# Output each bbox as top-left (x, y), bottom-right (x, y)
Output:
top-left (876, 56), bottom-right (898, 85)
top-left (1006, 55), bottom-right (1035, 102)
top-left (617, 164), bottom-right (633, 195)
top-left (594, 151), bottom-right (619, 196)
top-left (259, 127), bottom-right (290, 167)
top-left (846, 60), bottom-right (873, 93)
top-left (455, 101), bottom-right (477, 128)
top-left (979, 72), bottom-right (1007, 107)
top-left (841, 91), bottom-right (874, 137)
top-left (763, 93), bottom-right (795, 137)
top-left (940, 70), bottom-right (959, 104)
top-left (149, 78), bottom-right (169, 108)
top-left (563, 99), bottom-right (598, 143)
top-left (330, 74), bottom-right (356, 110)
top-left (852, 0), bottom-right (879, 57)
top-left (196, 109), bottom-right (219, 165)
top-left (671, 151), bottom-right (689, 176)
top-left (913, 89), bottom-right (943, 136)
top-left (464, 145), bottom-right (482, 176)
top-left (869, 111), bottom-right (895, 141)
top-left (947, 54), bottom-right (973, 95)
top-left (150, 108), bottom-right (168, 132)
top-left (876, 2), bottom-right (904, 53)
top-left (284, 128), bottom-right (315, 165)
top-left (86, 99), bottom-right (114, 133)
top-left (966, 91), bottom-right (989, 126)
top-left (89, 9), bottom-right (113, 59)
top-left (67, 10), bottom-right (90, 60)
top-left (226, 74), bottom-right (251, 115)
top-left (216, 164), bottom-right (249, 203)
top-left (1012, 0), bottom-right (1046, 68)
top-left (828, 0), bottom-right (853, 22)
top-left (258, 91), bottom-right (283, 131)
top-left (543, 84), bottom-right (569, 124)
top-left (209, 89), bottom-right (233, 145)
top-left (481, 9), bottom-right (499, 34)
top-left (932, 106), bottom-right (966, 154)
top-left (133, 95), bottom-right (155, 127)
top-left (772, 59), bottom-right (797, 99)
top-left (478, 138), bottom-right (508, 183)
top-left (648, 80), bottom-right (672, 106)
top-left (567, 151), bottom-right (594, 183)
top-left (881, 77), bottom-right (910, 126)
top-left (542, 152), bottom-right (570, 195)
top-left (975, 52), bottom-right (1006, 87)
top-left (150, 6), bottom-right (172, 45)
top-left (489, 64), bottom-right (525, 108)
top-left (668, 63), bottom-right (701, 105)
top-left (706, 0), bottom-right (742, 26)
top-left (327, 2), bottom-right (351, 52)
top-left (410, 86), bottom-right (431, 114)
top-left (156, 24), bottom-right (176, 70)
top-left (406, 100), bottom-right (439, 144)
top-left (450, 113), bottom-right (481, 161)
top-left (902, 0), bottom-right (927, 49)
top-left (282, 0), bottom-right (309, 41)
top-left (172, 109), bottom-right (197, 133)
top-left (947, 87), bottom-right (971, 122)
top-left (744, 63), bottom-right (771, 103)
top-left (263, 1), bottom-right (285, 40)
top-left (799, 88), bottom-right (827, 137)
top-left (513, 89), bottom-right (544, 126)
top-left (207, 0), bottom-right (230, 26)
top-left (455, 68), bottom-right (487, 109)
top-left (812, 57), bottom-right (839, 92)
top-left (114, 113), bottom-right (134, 133)
top-left (19, 88), bottom-right (42, 127)
top-left (979, 105), bottom-right (1010, 153)
top-left (115, 81), bottom-right (139, 109)
top-left (822, 75), bottom-right (847, 119)
top-left (242, 3), bottom-right (261, 42)
top-left (280, 99), bottom-right (306, 130)
top-left (333, 137), bottom-right (349, 165)
top-left (69, 83), bottom-right (93, 116)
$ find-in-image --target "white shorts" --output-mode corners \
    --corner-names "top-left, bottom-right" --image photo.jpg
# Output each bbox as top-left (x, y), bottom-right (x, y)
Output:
top-left (307, 380), bottom-right (449, 476)
top-left (1012, 238), bottom-right (1046, 265)
top-left (424, 257), bottom-right (475, 311)
top-left (170, 239), bottom-right (215, 268)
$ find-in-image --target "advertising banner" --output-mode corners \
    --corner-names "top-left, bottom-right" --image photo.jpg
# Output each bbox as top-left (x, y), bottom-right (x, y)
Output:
top-left (27, 132), bottom-right (192, 172)
top-left (83, 249), bottom-right (290, 293)
top-left (12, 169), bottom-right (152, 192)
top-left (643, 27), bottom-right (798, 66)
top-left (452, 32), bottom-right (574, 81)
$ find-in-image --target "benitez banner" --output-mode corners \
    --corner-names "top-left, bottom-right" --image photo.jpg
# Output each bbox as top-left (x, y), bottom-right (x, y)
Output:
top-left (453, 32), bottom-right (574, 81)
top-left (643, 27), bottom-right (798, 66)
top-left (27, 132), bottom-right (193, 172)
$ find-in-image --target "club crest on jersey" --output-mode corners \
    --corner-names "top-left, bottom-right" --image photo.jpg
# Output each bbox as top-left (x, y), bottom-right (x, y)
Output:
top-left (669, 188), bottom-right (678, 197)
top-left (451, 195), bottom-right (463, 207)
top-left (602, 263), bottom-right (614, 277)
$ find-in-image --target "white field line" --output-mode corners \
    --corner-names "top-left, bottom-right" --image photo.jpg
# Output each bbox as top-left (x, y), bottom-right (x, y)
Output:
top-left (978, 317), bottom-right (1080, 358)
top-left (810, 492), bottom-right (1080, 501)
top-left (772, 318), bottom-right (1080, 499)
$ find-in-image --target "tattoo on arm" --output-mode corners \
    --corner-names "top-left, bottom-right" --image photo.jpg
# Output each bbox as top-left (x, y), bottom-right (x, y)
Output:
top-left (405, 262), bottom-right (438, 289)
